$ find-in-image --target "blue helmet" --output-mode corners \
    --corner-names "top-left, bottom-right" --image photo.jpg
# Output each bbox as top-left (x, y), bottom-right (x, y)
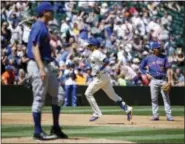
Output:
top-left (149, 41), bottom-right (161, 49)
top-left (87, 38), bottom-right (101, 47)
top-left (36, 2), bottom-right (54, 16)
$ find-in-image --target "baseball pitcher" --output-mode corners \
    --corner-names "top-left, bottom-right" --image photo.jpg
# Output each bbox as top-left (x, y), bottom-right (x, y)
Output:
top-left (27, 2), bottom-right (68, 140)
top-left (139, 41), bottom-right (174, 121)
top-left (85, 38), bottom-right (133, 122)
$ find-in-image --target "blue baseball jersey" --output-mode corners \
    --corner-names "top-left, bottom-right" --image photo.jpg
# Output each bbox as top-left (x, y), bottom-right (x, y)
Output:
top-left (27, 20), bottom-right (52, 61)
top-left (139, 54), bottom-right (171, 78)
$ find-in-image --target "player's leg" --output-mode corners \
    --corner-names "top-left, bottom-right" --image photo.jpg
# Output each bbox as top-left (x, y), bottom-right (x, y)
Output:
top-left (101, 76), bottom-right (133, 121)
top-left (47, 64), bottom-right (68, 138)
top-left (160, 81), bottom-right (173, 121)
top-left (27, 61), bottom-right (49, 136)
top-left (85, 77), bottom-right (104, 121)
top-left (150, 79), bottom-right (160, 120)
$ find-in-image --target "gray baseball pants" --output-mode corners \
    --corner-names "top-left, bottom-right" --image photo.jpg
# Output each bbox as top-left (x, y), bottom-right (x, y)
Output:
top-left (150, 78), bottom-right (172, 117)
top-left (27, 60), bottom-right (65, 112)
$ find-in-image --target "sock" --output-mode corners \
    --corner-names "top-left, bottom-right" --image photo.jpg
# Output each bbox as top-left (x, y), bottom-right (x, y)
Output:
top-left (32, 112), bottom-right (42, 134)
top-left (52, 105), bottom-right (61, 128)
top-left (116, 100), bottom-right (127, 111)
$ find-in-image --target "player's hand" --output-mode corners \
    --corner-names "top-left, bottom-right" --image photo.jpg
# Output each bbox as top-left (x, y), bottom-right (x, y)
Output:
top-left (40, 68), bottom-right (47, 81)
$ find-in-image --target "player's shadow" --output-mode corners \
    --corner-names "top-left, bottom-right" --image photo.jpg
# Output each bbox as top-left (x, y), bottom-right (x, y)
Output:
top-left (69, 138), bottom-right (82, 140)
top-left (103, 122), bottom-right (125, 125)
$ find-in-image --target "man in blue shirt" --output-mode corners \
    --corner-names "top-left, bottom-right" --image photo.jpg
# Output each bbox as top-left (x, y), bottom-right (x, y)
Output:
top-left (27, 2), bottom-right (67, 140)
top-left (139, 41), bottom-right (174, 121)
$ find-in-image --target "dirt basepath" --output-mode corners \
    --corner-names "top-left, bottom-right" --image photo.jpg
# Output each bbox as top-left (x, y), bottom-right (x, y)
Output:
top-left (2, 113), bottom-right (184, 129)
top-left (2, 137), bottom-right (134, 143)
top-left (2, 113), bottom-right (184, 143)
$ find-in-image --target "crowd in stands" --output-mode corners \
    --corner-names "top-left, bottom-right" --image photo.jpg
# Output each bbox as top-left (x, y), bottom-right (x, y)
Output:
top-left (1, 1), bottom-right (185, 87)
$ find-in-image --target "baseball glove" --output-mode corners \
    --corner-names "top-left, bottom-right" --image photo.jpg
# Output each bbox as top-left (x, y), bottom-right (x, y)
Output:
top-left (161, 83), bottom-right (171, 92)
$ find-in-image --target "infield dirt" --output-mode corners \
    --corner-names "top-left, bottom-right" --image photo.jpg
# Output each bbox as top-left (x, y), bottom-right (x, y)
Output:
top-left (2, 113), bottom-right (184, 143)
top-left (2, 113), bottom-right (184, 128)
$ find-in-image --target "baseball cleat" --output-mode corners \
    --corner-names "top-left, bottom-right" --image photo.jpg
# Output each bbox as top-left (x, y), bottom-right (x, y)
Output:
top-left (33, 131), bottom-right (57, 140)
top-left (50, 126), bottom-right (68, 139)
top-left (151, 116), bottom-right (159, 121)
top-left (166, 116), bottom-right (174, 121)
top-left (89, 116), bottom-right (100, 122)
top-left (125, 106), bottom-right (133, 121)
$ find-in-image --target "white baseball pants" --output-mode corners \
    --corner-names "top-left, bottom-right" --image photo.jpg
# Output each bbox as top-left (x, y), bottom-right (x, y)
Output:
top-left (85, 73), bottom-right (122, 116)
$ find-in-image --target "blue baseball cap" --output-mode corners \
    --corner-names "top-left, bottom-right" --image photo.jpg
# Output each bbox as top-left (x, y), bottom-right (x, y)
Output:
top-left (87, 38), bottom-right (101, 47)
top-left (149, 41), bottom-right (161, 49)
top-left (36, 2), bottom-right (54, 16)
top-left (85, 66), bottom-right (92, 70)
top-left (5, 65), bottom-right (14, 70)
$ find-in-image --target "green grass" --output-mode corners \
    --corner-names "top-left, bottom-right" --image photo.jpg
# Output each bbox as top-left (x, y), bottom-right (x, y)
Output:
top-left (2, 106), bottom-right (184, 116)
top-left (2, 124), bottom-right (184, 143)
top-left (2, 106), bottom-right (184, 143)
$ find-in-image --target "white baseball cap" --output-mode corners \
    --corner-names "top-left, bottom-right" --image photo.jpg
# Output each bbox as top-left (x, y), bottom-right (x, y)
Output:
top-left (66, 17), bottom-right (70, 21)
top-left (102, 3), bottom-right (108, 7)
top-left (177, 50), bottom-right (182, 55)
top-left (133, 58), bottom-right (140, 63)
top-left (142, 51), bottom-right (148, 56)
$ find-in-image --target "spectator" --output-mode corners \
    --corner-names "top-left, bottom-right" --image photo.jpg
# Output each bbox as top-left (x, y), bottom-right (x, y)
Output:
top-left (19, 19), bottom-right (33, 45)
top-left (60, 18), bottom-right (70, 38)
top-left (71, 22), bottom-right (80, 37)
top-left (1, 65), bottom-right (15, 85)
top-left (158, 25), bottom-right (169, 41)
top-left (1, 49), bottom-right (8, 74)
top-left (64, 64), bottom-right (77, 107)
top-left (174, 68), bottom-right (185, 86)
top-left (132, 36), bottom-right (143, 52)
top-left (117, 74), bottom-right (127, 86)
top-left (176, 49), bottom-right (184, 67)
top-left (1, 21), bottom-right (11, 48)
top-left (101, 3), bottom-right (109, 15)
top-left (16, 68), bottom-right (26, 85)
top-left (161, 12), bottom-right (172, 26)
top-left (131, 58), bottom-right (140, 72)
top-left (7, 42), bottom-right (22, 67)
top-left (75, 67), bottom-right (86, 85)
top-left (1, 1), bottom-right (184, 87)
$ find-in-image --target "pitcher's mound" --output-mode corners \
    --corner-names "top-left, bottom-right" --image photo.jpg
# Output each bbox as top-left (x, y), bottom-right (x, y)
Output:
top-left (2, 137), bottom-right (135, 143)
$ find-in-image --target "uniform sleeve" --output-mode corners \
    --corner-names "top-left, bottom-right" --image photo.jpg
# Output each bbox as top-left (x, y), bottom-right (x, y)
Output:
top-left (31, 25), bottom-right (42, 46)
top-left (164, 57), bottom-right (171, 69)
top-left (139, 57), bottom-right (148, 74)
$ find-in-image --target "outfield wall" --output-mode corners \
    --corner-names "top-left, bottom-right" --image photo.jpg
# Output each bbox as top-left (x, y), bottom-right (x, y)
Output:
top-left (2, 85), bottom-right (184, 106)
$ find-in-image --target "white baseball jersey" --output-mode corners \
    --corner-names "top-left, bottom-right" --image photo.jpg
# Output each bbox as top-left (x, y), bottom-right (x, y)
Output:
top-left (89, 50), bottom-right (106, 76)
top-left (85, 49), bottom-right (124, 117)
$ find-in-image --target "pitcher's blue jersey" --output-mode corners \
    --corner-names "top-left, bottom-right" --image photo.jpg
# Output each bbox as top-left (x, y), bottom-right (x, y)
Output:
top-left (139, 54), bottom-right (171, 78)
top-left (27, 20), bottom-right (52, 61)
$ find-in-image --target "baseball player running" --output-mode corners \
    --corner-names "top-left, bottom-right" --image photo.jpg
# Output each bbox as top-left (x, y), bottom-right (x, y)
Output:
top-left (139, 41), bottom-right (174, 121)
top-left (27, 2), bottom-right (68, 140)
top-left (85, 38), bottom-right (133, 122)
